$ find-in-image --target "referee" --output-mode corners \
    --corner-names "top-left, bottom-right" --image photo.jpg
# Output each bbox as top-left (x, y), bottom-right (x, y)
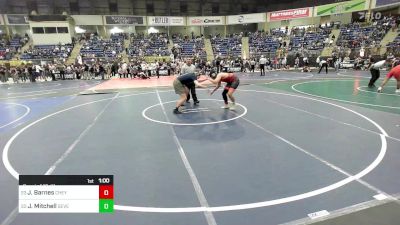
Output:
top-left (368, 58), bottom-right (387, 88)
top-left (318, 57), bottom-right (328, 74)
top-left (180, 59), bottom-right (199, 105)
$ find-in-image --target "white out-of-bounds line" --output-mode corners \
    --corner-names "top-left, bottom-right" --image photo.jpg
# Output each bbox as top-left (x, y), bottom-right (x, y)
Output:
top-left (3, 90), bottom-right (156, 181)
top-left (262, 98), bottom-right (400, 143)
top-left (291, 80), bottom-right (400, 109)
top-left (1, 93), bottom-right (120, 225)
top-left (0, 91), bottom-right (154, 225)
top-left (154, 89), bottom-right (217, 225)
top-left (236, 89), bottom-right (394, 192)
top-left (238, 114), bottom-right (392, 198)
top-left (0, 103), bottom-right (30, 129)
top-left (115, 89), bottom-right (389, 213)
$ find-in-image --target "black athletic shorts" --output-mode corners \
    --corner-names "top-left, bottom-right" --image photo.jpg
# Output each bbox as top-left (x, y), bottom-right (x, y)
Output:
top-left (225, 77), bottom-right (240, 90)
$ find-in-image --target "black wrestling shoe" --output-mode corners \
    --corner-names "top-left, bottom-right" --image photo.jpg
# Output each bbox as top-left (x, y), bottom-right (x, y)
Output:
top-left (173, 108), bottom-right (182, 114)
top-left (194, 100), bottom-right (200, 105)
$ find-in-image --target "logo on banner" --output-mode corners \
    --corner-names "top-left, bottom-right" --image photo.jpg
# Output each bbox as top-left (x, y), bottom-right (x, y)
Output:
top-left (204, 19), bottom-right (221, 23)
top-left (270, 8), bottom-right (309, 21)
top-left (152, 17), bottom-right (169, 24)
top-left (238, 16), bottom-right (244, 23)
top-left (191, 19), bottom-right (202, 24)
top-left (190, 17), bottom-right (222, 25)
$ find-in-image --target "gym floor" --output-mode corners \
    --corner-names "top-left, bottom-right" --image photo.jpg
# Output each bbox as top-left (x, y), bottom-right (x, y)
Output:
top-left (0, 70), bottom-right (399, 225)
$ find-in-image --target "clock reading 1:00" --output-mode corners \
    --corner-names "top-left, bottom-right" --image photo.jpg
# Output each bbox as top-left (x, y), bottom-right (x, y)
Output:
top-left (98, 178), bottom-right (111, 184)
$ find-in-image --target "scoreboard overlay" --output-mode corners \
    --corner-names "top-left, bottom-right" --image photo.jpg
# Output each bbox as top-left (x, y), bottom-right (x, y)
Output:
top-left (19, 175), bottom-right (114, 213)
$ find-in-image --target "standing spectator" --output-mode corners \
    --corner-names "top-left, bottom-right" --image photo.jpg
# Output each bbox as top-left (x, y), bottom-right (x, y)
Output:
top-left (28, 64), bottom-right (34, 82)
top-left (99, 64), bottom-right (105, 80)
top-left (250, 58), bottom-right (256, 73)
top-left (216, 57), bottom-right (221, 73)
top-left (121, 61), bottom-right (128, 78)
top-left (83, 64), bottom-right (90, 80)
top-left (282, 56), bottom-right (288, 70)
top-left (295, 57), bottom-right (300, 69)
top-left (0, 66), bottom-right (6, 83)
top-left (259, 55), bottom-right (267, 76)
top-left (58, 64), bottom-right (65, 80)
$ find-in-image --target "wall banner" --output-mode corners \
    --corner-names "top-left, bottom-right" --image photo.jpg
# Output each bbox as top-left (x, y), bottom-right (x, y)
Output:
top-left (187, 16), bottom-right (225, 26)
top-left (147, 16), bottom-right (185, 26)
top-left (227, 13), bottom-right (266, 25)
top-left (269, 8), bottom-right (310, 21)
top-left (316, 0), bottom-right (366, 17)
top-left (104, 16), bottom-right (146, 25)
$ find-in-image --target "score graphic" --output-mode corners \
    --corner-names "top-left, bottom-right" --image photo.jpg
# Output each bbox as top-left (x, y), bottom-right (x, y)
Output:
top-left (19, 175), bottom-right (114, 213)
top-left (99, 184), bottom-right (114, 213)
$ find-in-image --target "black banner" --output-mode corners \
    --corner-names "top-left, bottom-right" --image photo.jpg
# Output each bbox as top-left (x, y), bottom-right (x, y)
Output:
top-left (105, 16), bottom-right (144, 25)
top-left (352, 11), bottom-right (367, 22)
top-left (19, 175), bottom-right (114, 185)
top-left (29, 15), bottom-right (68, 22)
top-left (7, 15), bottom-right (29, 25)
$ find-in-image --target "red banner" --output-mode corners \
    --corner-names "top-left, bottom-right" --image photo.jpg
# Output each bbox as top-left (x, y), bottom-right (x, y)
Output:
top-left (269, 8), bottom-right (310, 21)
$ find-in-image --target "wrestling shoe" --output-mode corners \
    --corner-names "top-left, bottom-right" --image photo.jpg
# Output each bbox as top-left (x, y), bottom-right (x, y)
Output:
top-left (221, 105), bottom-right (230, 109)
top-left (173, 108), bottom-right (182, 114)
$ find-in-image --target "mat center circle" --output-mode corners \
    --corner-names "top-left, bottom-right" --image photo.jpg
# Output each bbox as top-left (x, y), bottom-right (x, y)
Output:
top-left (142, 99), bottom-right (248, 126)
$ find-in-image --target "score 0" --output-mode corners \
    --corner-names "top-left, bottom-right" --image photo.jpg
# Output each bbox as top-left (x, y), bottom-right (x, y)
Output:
top-left (99, 180), bottom-right (114, 213)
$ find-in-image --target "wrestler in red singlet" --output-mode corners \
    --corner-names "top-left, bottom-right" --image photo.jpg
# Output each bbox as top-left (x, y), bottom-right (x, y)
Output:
top-left (378, 64), bottom-right (400, 93)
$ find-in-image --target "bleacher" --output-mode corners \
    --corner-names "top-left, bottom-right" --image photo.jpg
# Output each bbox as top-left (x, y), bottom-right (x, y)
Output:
top-left (337, 23), bottom-right (387, 49)
top-left (211, 35), bottom-right (242, 58)
top-left (128, 33), bottom-right (170, 57)
top-left (80, 34), bottom-right (124, 59)
top-left (249, 31), bottom-right (280, 58)
top-left (0, 36), bottom-right (27, 60)
top-left (20, 44), bottom-right (73, 60)
top-left (386, 33), bottom-right (400, 53)
top-left (172, 35), bottom-right (206, 59)
top-left (290, 27), bottom-right (331, 51)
